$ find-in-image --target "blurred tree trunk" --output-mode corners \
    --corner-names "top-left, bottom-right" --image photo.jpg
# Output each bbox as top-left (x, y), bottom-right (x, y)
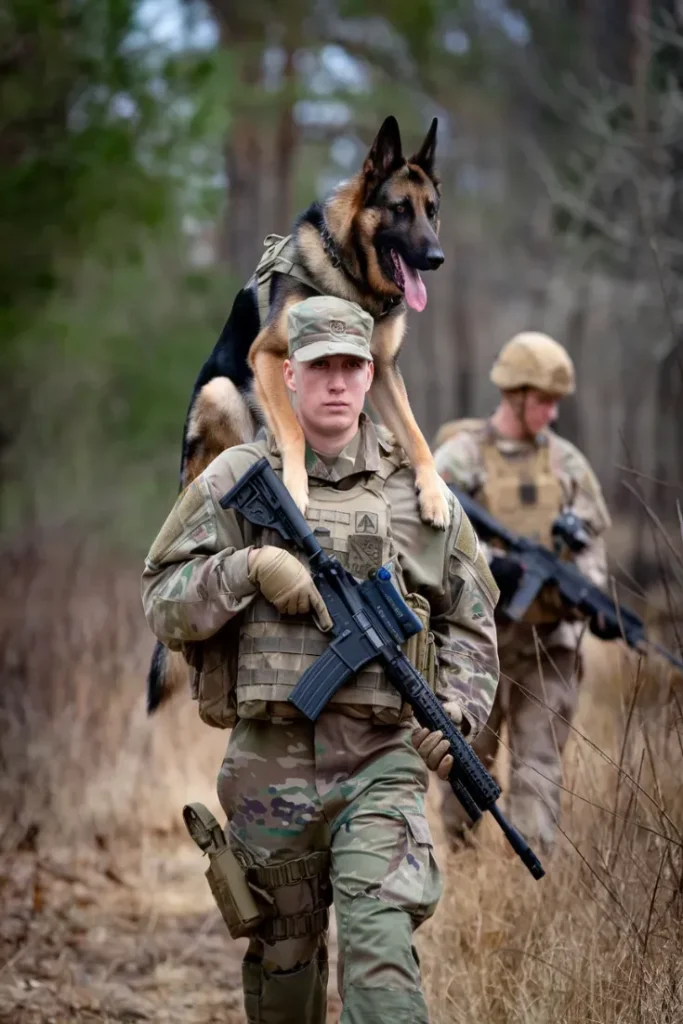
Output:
top-left (654, 336), bottom-right (683, 503)
top-left (272, 43), bottom-right (298, 234)
top-left (557, 275), bottom-right (590, 450)
top-left (452, 242), bottom-right (475, 418)
top-left (214, 11), bottom-right (264, 280)
top-left (209, 5), bottom-right (303, 277)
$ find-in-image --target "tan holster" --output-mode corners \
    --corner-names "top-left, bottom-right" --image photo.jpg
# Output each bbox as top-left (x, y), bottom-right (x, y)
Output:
top-left (183, 803), bottom-right (265, 939)
top-left (184, 803), bottom-right (331, 943)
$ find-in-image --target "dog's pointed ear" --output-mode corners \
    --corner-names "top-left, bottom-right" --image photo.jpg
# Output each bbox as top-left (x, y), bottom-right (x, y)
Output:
top-left (409, 118), bottom-right (438, 179)
top-left (362, 116), bottom-right (405, 194)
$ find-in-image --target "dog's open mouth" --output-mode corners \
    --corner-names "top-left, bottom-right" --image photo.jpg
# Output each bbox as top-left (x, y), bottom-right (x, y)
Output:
top-left (390, 250), bottom-right (427, 312)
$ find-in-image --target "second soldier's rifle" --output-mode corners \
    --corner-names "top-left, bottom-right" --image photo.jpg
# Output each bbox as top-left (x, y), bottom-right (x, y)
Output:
top-left (450, 487), bottom-right (683, 675)
top-left (220, 458), bottom-right (545, 880)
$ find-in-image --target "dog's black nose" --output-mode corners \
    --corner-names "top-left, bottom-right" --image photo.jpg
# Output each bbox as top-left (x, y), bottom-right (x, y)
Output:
top-left (426, 247), bottom-right (444, 270)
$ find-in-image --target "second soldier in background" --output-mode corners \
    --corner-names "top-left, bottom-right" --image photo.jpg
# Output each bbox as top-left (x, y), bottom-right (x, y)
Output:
top-left (433, 332), bottom-right (612, 855)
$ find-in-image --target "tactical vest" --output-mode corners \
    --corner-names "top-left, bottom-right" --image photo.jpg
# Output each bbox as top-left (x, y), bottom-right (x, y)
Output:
top-left (480, 438), bottom-right (562, 549)
top-left (193, 449), bottom-right (436, 729)
top-left (446, 420), bottom-right (564, 625)
top-left (253, 234), bottom-right (321, 326)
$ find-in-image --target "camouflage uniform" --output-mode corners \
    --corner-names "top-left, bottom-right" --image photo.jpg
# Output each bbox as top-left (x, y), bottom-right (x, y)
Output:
top-left (434, 418), bottom-right (611, 853)
top-left (141, 297), bottom-right (499, 1024)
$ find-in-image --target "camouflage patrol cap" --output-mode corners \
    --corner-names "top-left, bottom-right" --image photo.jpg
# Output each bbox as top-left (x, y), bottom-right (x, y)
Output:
top-left (490, 332), bottom-right (576, 396)
top-left (287, 296), bottom-right (374, 363)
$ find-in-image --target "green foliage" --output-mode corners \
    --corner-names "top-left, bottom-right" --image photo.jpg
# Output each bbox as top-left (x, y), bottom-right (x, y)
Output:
top-left (1, 3), bottom-right (158, 325)
top-left (3, 230), bottom-right (238, 546)
top-left (0, 0), bottom-right (236, 545)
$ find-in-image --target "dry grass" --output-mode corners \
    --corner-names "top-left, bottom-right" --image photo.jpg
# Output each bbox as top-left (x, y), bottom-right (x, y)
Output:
top-left (1, 534), bottom-right (682, 1023)
top-left (420, 642), bottom-right (683, 1023)
top-left (0, 534), bottom-right (226, 854)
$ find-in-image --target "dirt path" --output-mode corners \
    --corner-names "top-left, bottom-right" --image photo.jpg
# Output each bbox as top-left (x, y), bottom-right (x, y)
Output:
top-left (0, 836), bottom-right (342, 1024)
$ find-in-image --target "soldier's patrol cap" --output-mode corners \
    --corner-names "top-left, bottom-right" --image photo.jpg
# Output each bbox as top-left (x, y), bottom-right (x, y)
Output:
top-left (287, 296), bottom-right (374, 363)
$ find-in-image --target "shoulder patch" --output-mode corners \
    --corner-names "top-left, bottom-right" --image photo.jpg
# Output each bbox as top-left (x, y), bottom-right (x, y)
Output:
top-left (147, 479), bottom-right (212, 566)
top-left (451, 509), bottom-right (499, 605)
top-left (177, 481), bottom-right (204, 524)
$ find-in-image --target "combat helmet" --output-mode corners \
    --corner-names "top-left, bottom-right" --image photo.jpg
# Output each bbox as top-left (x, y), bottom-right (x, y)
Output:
top-left (490, 332), bottom-right (575, 396)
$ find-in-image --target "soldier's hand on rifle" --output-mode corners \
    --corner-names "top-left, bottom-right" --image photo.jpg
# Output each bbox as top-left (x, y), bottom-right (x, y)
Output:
top-left (489, 555), bottom-right (524, 603)
top-left (411, 701), bottom-right (465, 780)
top-left (248, 546), bottom-right (333, 630)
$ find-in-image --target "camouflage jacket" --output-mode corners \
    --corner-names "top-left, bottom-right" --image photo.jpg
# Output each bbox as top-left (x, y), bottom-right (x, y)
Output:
top-left (141, 416), bottom-right (500, 739)
top-left (434, 419), bottom-right (612, 653)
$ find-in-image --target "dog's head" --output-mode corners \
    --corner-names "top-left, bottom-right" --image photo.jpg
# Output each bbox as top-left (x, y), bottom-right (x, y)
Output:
top-left (358, 116), bottom-right (443, 311)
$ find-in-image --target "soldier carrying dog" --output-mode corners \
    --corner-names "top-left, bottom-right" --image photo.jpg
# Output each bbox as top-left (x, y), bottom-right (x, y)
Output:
top-left (141, 295), bottom-right (500, 1024)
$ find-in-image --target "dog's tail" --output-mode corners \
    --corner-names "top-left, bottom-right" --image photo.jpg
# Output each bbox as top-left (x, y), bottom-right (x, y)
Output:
top-left (146, 641), bottom-right (193, 714)
top-left (147, 640), bottom-right (170, 713)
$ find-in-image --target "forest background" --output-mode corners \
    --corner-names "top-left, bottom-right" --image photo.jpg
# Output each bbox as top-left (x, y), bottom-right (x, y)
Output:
top-left (3, 0), bottom-right (683, 558)
top-left (2, 3), bottom-right (683, 1022)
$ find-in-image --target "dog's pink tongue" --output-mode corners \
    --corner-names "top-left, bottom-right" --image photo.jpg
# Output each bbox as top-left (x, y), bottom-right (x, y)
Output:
top-left (397, 254), bottom-right (427, 311)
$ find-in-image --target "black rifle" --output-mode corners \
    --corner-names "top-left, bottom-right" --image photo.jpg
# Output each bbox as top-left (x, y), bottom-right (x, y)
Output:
top-left (220, 457), bottom-right (545, 881)
top-left (450, 487), bottom-right (683, 674)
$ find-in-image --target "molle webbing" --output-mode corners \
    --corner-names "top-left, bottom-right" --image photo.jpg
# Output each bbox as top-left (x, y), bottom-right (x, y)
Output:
top-left (240, 628), bottom-right (329, 658)
top-left (260, 907), bottom-right (329, 942)
top-left (249, 851), bottom-right (331, 942)
top-left (248, 850), bottom-right (329, 889)
top-left (238, 596), bottom-right (386, 701)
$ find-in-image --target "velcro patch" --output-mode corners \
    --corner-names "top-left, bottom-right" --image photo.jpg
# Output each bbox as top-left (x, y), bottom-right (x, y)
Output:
top-left (355, 511), bottom-right (379, 534)
top-left (474, 550), bottom-right (499, 605)
top-left (147, 481), bottom-right (209, 564)
top-left (454, 511), bottom-right (479, 562)
top-left (177, 481), bottom-right (204, 524)
top-left (148, 510), bottom-right (184, 565)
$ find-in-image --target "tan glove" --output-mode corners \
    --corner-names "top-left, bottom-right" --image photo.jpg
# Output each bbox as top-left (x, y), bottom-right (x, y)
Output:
top-left (411, 700), bottom-right (464, 780)
top-left (248, 546), bottom-right (332, 630)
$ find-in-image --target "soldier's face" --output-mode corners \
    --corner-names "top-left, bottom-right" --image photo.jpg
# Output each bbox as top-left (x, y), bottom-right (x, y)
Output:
top-left (524, 389), bottom-right (560, 435)
top-left (283, 354), bottom-right (374, 438)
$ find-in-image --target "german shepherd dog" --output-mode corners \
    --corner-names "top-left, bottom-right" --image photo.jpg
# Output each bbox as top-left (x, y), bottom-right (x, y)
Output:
top-left (147, 115), bottom-right (446, 712)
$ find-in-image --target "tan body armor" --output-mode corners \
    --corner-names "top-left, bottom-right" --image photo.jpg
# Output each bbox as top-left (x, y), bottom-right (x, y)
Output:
top-left (480, 438), bottom-right (562, 548)
top-left (445, 420), bottom-right (565, 625)
top-left (193, 451), bottom-right (435, 729)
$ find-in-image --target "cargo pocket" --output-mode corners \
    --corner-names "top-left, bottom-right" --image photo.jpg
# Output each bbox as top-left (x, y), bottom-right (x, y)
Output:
top-left (377, 811), bottom-right (442, 925)
top-left (195, 629), bottom-right (239, 729)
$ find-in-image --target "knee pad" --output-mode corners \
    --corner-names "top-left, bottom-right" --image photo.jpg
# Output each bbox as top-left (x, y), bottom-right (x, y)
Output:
top-left (335, 901), bottom-right (429, 1024)
top-left (337, 897), bottom-right (423, 996)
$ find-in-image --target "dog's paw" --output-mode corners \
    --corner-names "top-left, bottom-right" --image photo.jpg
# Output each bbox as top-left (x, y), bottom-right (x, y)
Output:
top-left (415, 466), bottom-right (450, 530)
top-left (283, 463), bottom-right (310, 516)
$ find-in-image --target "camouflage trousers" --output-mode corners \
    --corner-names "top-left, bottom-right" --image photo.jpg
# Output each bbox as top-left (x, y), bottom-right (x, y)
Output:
top-left (217, 713), bottom-right (442, 1024)
top-left (440, 646), bottom-right (580, 854)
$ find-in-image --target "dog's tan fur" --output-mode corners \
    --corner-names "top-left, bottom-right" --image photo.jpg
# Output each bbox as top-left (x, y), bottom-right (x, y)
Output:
top-left (241, 118), bottom-right (449, 527)
top-left (185, 378), bottom-right (256, 485)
